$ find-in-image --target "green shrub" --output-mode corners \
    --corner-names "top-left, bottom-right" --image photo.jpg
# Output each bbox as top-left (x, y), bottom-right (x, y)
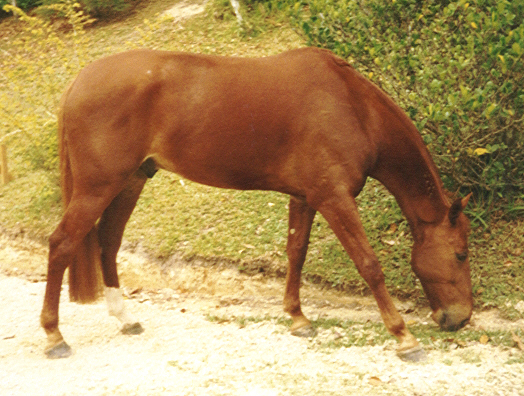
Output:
top-left (296, 0), bottom-right (523, 209)
top-left (0, 0), bottom-right (137, 18)
top-left (67, 0), bottom-right (135, 18)
top-left (0, 0), bottom-right (40, 13)
top-left (0, 2), bottom-right (93, 176)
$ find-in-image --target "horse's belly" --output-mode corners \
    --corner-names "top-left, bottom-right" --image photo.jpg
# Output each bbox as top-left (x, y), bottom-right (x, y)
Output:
top-left (149, 150), bottom-right (279, 191)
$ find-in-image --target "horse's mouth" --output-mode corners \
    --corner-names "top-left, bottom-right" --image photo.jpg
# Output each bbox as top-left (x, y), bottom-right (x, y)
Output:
top-left (440, 314), bottom-right (470, 331)
top-left (432, 309), bottom-right (471, 332)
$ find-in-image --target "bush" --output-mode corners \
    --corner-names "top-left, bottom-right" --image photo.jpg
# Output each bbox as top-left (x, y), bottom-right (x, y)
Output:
top-left (0, 0), bottom-right (39, 12)
top-left (1, 0), bottom-right (136, 18)
top-left (61, 0), bottom-right (135, 18)
top-left (296, 0), bottom-right (523, 208)
top-left (0, 2), bottom-right (93, 175)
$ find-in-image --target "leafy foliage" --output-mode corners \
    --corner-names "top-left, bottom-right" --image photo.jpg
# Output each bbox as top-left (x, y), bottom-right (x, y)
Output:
top-left (0, 0), bottom-right (39, 13)
top-left (54, 0), bottom-right (135, 18)
top-left (1, 0), bottom-right (136, 17)
top-left (294, 0), bottom-right (524, 209)
top-left (1, 2), bottom-right (94, 176)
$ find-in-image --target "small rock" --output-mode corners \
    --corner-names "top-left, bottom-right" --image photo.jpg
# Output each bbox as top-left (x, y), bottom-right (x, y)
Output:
top-left (514, 300), bottom-right (524, 314)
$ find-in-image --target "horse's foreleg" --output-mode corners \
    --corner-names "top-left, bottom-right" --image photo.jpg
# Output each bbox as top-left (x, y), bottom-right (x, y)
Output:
top-left (318, 192), bottom-right (426, 362)
top-left (98, 173), bottom-right (147, 335)
top-left (283, 196), bottom-right (316, 336)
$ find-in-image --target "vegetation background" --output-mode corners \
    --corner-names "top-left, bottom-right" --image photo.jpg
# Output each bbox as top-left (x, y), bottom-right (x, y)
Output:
top-left (0, 0), bottom-right (522, 320)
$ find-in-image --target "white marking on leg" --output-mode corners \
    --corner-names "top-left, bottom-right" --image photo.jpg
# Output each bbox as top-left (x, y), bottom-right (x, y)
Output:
top-left (105, 287), bottom-right (138, 326)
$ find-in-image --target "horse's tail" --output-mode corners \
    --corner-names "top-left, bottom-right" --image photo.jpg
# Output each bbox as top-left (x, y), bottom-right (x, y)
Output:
top-left (58, 81), bottom-right (104, 303)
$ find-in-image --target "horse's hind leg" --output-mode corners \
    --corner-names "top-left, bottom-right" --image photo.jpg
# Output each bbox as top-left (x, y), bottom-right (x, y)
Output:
top-left (283, 196), bottom-right (317, 336)
top-left (98, 171), bottom-right (148, 334)
top-left (42, 193), bottom-right (117, 358)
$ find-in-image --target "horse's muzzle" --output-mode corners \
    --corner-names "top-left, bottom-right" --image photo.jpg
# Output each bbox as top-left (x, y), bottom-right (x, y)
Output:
top-left (431, 305), bottom-right (472, 331)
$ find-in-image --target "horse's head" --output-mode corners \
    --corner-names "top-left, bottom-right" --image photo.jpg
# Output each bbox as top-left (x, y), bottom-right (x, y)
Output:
top-left (411, 194), bottom-right (473, 331)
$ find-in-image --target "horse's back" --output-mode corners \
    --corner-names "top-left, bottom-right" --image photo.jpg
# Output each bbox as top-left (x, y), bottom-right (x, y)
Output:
top-left (62, 48), bottom-right (377, 196)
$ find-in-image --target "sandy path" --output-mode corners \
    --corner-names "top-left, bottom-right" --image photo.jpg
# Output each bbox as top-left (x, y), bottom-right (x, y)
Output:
top-left (1, 235), bottom-right (523, 396)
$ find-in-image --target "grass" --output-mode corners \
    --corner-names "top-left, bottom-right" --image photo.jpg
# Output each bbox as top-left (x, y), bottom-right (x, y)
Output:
top-left (0, 0), bottom-right (523, 318)
top-left (206, 313), bottom-right (524, 362)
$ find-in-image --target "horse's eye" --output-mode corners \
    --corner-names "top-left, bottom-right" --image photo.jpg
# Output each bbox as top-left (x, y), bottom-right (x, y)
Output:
top-left (456, 252), bottom-right (468, 262)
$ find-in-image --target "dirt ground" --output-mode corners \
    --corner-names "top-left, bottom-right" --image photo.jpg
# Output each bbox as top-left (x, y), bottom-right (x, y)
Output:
top-left (1, 233), bottom-right (523, 396)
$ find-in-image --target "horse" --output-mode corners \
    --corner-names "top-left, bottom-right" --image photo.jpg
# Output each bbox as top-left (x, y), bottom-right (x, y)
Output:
top-left (41, 47), bottom-right (473, 361)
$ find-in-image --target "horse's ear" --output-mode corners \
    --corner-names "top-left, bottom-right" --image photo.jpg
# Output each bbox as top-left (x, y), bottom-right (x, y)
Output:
top-left (449, 193), bottom-right (472, 226)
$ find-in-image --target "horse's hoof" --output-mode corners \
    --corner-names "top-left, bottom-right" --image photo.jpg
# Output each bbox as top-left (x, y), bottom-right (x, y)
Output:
top-left (397, 345), bottom-right (428, 362)
top-left (291, 325), bottom-right (317, 338)
top-left (45, 340), bottom-right (73, 359)
top-left (121, 322), bottom-right (144, 335)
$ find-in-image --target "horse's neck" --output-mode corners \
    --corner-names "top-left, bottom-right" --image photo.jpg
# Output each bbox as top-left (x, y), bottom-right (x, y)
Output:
top-left (370, 127), bottom-right (449, 238)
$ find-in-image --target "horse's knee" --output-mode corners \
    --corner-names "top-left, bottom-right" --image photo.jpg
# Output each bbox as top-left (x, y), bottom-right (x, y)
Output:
top-left (357, 256), bottom-right (385, 288)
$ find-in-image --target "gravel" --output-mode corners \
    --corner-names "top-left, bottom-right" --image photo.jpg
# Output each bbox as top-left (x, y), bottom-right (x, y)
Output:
top-left (1, 262), bottom-right (523, 396)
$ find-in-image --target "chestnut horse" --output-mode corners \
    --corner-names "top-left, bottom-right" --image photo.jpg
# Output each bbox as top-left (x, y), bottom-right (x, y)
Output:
top-left (41, 47), bottom-right (473, 361)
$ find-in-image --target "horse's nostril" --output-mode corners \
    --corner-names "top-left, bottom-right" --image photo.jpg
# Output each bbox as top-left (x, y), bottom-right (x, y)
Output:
top-left (439, 313), bottom-right (448, 328)
top-left (440, 313), bottom-right (469, 331)
top-left (459, 318), bottom-right (469, 329)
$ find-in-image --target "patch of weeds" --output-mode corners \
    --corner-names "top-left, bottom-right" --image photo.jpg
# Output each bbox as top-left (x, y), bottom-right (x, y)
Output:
top-left (469, 218), bottom-right (524, 319)
top-left (505, 355), bottom-right (524, 365)
top-left (167, 360), bottom-right (184, 369)
top-left (458, 350), bottom-right (483, 365)
top-left (310, 317), bottom-right (356, 330)
top-left (205, 314), bottom-right (233, 324)
top-left (412, 325), bottom-right (524, 353)
top-left (236, 315), bottom-right (273, 328)
top-left (308, 317), bottom-right (394, 349)
top-left (205, 313), bottom-right (292, 329)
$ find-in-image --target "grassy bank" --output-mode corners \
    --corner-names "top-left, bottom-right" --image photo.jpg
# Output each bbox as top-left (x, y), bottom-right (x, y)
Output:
top-left (206, 313), bottom-right (524, 363)
top-left (0, 0), bottom-right (522, 319)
